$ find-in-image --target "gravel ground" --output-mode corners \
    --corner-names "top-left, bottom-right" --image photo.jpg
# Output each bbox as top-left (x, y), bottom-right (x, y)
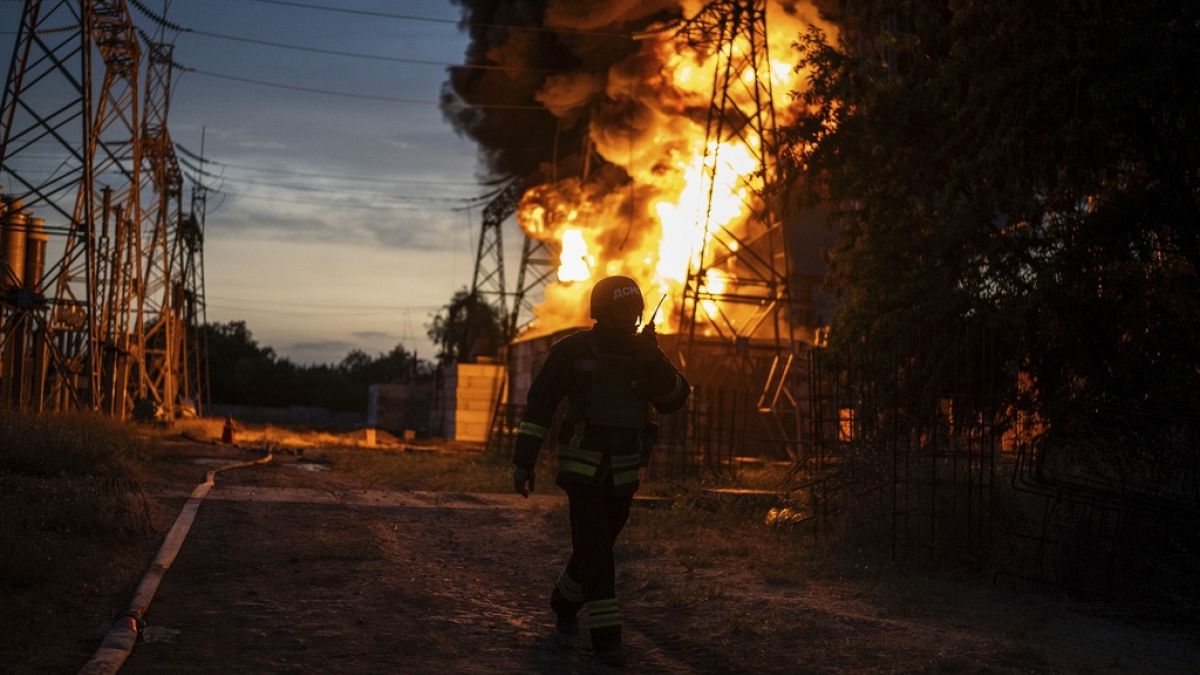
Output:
top-left (107, 449), bottom-right (1200, 673)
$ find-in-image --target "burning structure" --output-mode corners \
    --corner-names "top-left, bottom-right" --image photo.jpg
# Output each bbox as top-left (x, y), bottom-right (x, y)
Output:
top-left (446, 0), bottom-right (840, 457)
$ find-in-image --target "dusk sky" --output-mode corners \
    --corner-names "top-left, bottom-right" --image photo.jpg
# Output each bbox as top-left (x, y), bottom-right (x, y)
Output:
top-left (1, 0), bottom-right (514, 365)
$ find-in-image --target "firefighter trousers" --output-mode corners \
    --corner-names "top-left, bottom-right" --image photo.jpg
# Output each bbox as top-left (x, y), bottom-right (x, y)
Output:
top-left (551, 479), bottom-right (633, 648)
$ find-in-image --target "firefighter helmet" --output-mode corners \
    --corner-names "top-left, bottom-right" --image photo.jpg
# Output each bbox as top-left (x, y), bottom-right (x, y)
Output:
top-left (590, 275), bottom-right (644, 321)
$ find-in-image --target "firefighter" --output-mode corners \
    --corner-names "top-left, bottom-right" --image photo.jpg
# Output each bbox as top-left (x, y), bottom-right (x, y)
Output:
top-left (511, 275), bottom-right (690, 668)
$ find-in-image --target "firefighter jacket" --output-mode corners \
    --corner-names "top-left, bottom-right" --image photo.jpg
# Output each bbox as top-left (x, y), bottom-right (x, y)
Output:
top-left (512, 326), bottom-right (690, 494)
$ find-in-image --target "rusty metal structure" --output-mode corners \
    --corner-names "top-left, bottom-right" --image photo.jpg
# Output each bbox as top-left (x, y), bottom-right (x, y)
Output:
top-left (672, 0), bottom-right (804, 452)
top-left (0, 0), bottom-right (205, 419)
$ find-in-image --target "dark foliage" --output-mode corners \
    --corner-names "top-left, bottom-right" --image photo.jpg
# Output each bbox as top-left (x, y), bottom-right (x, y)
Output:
top-left (201, 321), bottom-right (430, 411)
top-left (787, 0), bottom-right (1200, 431)
top-left (426, 288), bottom-right (506, 365)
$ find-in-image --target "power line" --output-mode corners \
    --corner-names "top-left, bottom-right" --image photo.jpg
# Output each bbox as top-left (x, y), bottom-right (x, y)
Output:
top-left (218, 189), bottom-right (458, 211)
top-left (128, 0), bottom-right (187, 33)
top-left (173, 146), bottom-right (484, 187)
top-left (204, 173), bottom-right (484, 203)
top-left (182, 28), bottom-right (572, 74)
top-left (179, 65), bottom-right (548, 110)
top-left (205, 303), bottom-right (418, 318)
top-left (242, 0), bottom-right (636, 40)
top-left (208, 295), bottom-right (442, 311)
top-left (177, 151), bottom-right (490, 204)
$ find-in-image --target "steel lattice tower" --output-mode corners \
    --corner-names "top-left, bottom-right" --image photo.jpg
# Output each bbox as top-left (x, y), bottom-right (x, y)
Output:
top-left (673, 0), bottom-right (802, 447)
top-left (470, 180), bottom-right (520, 341)
top-left (1, 0), bottom-right (145, 413)
top-left (138, 36), bottom-right (184, 419)
top-left (470, 179), bottom-right (558, 341)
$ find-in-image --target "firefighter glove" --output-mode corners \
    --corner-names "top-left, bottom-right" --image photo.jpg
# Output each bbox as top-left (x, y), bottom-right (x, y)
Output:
top-left (512, 465), bottom-right (535, 497)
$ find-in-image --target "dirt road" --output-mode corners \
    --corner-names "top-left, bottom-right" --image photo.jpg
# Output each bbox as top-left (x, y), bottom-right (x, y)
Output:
top-left (119, 453), bottom-right (1199, 673)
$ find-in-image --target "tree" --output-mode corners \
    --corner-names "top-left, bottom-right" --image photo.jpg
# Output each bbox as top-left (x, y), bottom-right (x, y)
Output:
top-left (201, 321), bottom-right (431, 411)
top-left (786, 0), bottom-right (1200, 429)
top-left (426, 289), bottom-right (506, 365)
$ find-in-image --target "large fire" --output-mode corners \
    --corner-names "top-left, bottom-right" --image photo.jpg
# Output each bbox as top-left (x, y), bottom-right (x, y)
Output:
top-left (517, 1), bottom-right (836, 338)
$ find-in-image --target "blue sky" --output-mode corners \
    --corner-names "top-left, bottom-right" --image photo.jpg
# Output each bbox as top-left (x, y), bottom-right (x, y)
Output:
top-left (1, 0), bottom-right (513, 364)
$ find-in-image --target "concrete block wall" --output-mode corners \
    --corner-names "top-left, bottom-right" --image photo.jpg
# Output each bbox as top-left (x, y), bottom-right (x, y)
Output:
top-left (432, 362), bottom-right (507, 442)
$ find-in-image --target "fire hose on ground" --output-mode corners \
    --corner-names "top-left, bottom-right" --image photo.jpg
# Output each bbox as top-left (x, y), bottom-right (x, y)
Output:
top-left (78, 447), bottom-right (275, 675)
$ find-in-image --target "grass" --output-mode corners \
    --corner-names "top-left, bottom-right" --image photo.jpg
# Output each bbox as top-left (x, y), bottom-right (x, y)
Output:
top-left (0, 408), bottom-right (161, 671)
top-left (618, 492), bottom-right (823, 581)
top-left (0, 407), bottom-right (150, 479)
top-left (301, 445), bottom-right (524, 493)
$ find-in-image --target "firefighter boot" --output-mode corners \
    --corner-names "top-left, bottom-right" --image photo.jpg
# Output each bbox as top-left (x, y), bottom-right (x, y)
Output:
top-left (550, 587), bottom-right (580, 637)
top-left (591, 627), bottom-right (626, 668)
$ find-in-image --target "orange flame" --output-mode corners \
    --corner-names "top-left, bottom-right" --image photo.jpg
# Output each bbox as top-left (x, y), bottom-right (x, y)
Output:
top-left (515, 0), bottom-right (837, 339)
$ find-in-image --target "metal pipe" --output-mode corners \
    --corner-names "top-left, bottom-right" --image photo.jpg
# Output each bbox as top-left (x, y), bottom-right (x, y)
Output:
top-left (24, 217), bottom-right (47, 293)
top-left (1, 197), bottom-right (27, 291)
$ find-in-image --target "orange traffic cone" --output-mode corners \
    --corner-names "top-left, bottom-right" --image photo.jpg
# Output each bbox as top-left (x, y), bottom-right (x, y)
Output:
top-left (221, 415), bottom-right (235, 444)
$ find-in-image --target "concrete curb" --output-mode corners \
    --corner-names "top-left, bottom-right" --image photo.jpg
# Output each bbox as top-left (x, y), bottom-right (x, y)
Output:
top-left (78, 447), bottom-right (275, 675)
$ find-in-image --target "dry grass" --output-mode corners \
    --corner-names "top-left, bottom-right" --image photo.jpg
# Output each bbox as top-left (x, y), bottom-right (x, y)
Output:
top-left (618, 495), bottom-right (823, 585)
top-left (174, 416), bottom-right (392, 450)
top-left (0, 408), bottom-right (162, 670)
top-left (307, 445), bottom-right (520, 493)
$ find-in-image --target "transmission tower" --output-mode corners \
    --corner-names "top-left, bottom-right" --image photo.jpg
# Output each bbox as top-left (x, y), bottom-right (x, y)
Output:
top-left (511, 236), bottom-right (560, 338)
top-left (674, 0), bottom-right (802, 447)
top-left (1, 0), bottom-right (145, 414)
top-left (138, 36), bottom-right (184, 419)
top-left (470, 180), bottom-right (521, 340)
top-left (469, 178), bottom-right (559, 341)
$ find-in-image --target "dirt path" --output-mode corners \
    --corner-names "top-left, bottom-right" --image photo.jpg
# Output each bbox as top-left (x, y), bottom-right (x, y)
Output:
top-left (119, 457), bottom-right (1199, 673)
top-left (125, 465), bottom-right (692, 673)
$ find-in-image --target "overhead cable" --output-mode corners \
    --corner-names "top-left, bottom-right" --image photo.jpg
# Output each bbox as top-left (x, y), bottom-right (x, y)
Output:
top-left (217, 189), bottom-right (455, 211)
top-left (173, 145), bottom-right (484, 187)
top-left (183, 28), bottom-right (572, 74)
top-left (208, 295), bottom-right (442, 311)
top-left (210, 174), bottom-right (483, 203)
top-left (127, 0), bottom-right (188, 33)
top-left (243, 0), bottom-right (635, 40)
top-left (177, 65), bottom-right (548, 110)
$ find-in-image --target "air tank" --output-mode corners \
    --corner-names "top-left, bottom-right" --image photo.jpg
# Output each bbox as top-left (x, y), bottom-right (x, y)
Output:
top-left (24, 217), bottom-right (47, 293)
top-left (1, 197), bottom-right (27, 291)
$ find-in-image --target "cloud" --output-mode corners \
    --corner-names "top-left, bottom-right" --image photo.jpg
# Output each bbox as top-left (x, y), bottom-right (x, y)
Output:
top-left (289, 340), bottom-right (356, 351)
top-left (283, 340), bottom-right (358, 365)
top-left (352, 330), bottom-right (398, 340)
top-left (236, 139), bottom-right (289, 151)
top-left (207, 191), bottom-right (461, 251)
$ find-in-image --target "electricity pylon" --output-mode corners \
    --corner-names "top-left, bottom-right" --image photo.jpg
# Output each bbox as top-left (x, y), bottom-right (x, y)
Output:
top-left (1, 0), bottom-right (200, 418)
top-left (470, 180), bottom-right (520, 340)
top-left (0, 0), bottom-right (146, 413)
top-left (138, 36), bottom-right (184, 419)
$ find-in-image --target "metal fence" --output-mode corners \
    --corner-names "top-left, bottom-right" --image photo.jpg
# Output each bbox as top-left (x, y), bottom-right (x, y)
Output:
top-left (486, 328), bottom-right (1199, 601)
